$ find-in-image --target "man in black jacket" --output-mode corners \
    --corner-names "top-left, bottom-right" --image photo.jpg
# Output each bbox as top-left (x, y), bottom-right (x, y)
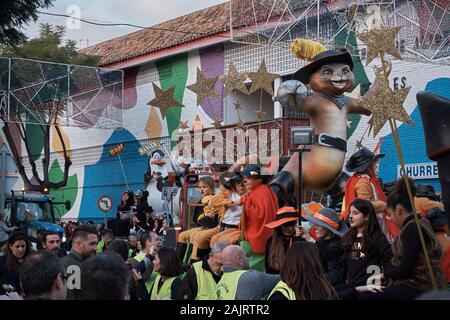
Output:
top-left (61, 225), bottom-right (98, 299)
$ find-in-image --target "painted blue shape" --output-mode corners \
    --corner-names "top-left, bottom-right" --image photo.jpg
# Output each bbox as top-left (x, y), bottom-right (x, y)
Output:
top-left (78, 129), bottom-right (147, 222)
top-left (379, 77), bottom-right (450, 192)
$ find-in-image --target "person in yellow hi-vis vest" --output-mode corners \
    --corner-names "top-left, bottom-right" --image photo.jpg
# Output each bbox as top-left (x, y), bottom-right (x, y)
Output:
top-left (216, 245), bottom-right (279, 300)
top-left (267, 241), bottom-right (335, 300)
top-left (149, 247), bottom-right (184, 300)
top-left (174, 242), bottom-right (228, 300)
top-left (130, 231), bottom-right (161, 293)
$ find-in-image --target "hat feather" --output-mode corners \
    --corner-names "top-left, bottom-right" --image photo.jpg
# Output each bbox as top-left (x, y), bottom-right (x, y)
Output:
top-left (290, 38), bottom-right (327, 61)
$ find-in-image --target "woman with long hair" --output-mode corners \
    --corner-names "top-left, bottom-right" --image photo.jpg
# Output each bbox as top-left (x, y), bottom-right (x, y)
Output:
top-left (264, 207), bottom-right (302, 274)
top-left (0, 232), bottom-right (32, 295)
top-left (338, 199), bottom-right (393, 292)
top-left (363, 178), bottom-right (446, 299)
top-left (150, 247), bottom-right (184, 300)
top-left (268, 241), bottom-right (335, 300)
top-left (302, 207), bottom-right (348, 286)
top-left (113, 191), bottom-right (134, 237)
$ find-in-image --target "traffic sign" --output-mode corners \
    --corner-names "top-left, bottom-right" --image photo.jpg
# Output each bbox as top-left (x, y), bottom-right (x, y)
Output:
top-left (97, 195), bottom-right (113, 212)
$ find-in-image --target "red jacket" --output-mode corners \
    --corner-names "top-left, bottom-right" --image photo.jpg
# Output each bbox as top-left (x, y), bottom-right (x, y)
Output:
top-left (240, 183), bottom-right (278, 254)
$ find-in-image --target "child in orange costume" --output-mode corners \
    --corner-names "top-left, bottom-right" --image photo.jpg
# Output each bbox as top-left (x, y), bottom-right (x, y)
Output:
top-left (237, 164), bottom-right (279, 255)
top-left (178, 176), bottom-right (219, 259)
top-left (191, 172), bottom-right (243, 260)
top-left (207, 172), bottom-right (246, 248)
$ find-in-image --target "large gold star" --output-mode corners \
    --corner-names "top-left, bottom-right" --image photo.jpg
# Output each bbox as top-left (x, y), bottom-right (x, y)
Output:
top-left (147, 83), bottom-right (183, 119)
top-left (220, 63), bottom-right (248, 97)
top-left (358, 26), bottom-right (402, 65)
top-left (361, 73), bottom-right (412, 137)
top-left (248, 59), bottom-right (279, 95)
top-left (186, 68), bottom-right (219, 106)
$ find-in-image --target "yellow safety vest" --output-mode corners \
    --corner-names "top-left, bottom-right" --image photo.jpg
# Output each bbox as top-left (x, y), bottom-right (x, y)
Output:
top-left (150, 274), bottom-right (178, 300)
top-left (133, 252), bottom-right (156, 293)
top-left (96, 239), bottom-right (105, 253)
top-left (268, 280), bottom-right (296, 300)
top-left (192, 261), bottom-right (218, 300)
top-left (216, 270), bottom-right (247, 300)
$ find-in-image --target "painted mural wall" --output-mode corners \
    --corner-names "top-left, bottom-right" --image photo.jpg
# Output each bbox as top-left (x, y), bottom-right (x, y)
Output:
top-left (6, 39), bottom-right (449, 222)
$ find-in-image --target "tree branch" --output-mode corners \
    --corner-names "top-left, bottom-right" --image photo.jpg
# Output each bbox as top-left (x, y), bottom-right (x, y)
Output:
top-left (48, 124), bottom-right (72, 189)
top-left (42, 125), bottom-right (51, 187)
top-left (2, 124), bottom-right (35, 190)
top-left (18, 121), bottom-right (43, 185)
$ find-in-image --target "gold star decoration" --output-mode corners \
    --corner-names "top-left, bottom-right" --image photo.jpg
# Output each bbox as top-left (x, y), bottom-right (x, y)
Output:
top-left (179, 120), bottom-right (189, 130)
top-left (236, 119), bottom-right (245, 130)
top-left (147, 83), bottom-right (183, 119)
top-left (361, 72), bottom-right (413, 137)
top-left (255, 110), bottom-right (266, 121)
top-left (220, 63), bottom-right (248, 97)
top-left (186, 68), bottom-right (219, 106)
top-left (248, 59), bottom-right (279, 95)
top-left (233, 99), bottom-right (242, 110)
top-left (358, 26), bottom-right (402, 65)
top-left (211, 120), bottom-right (222, 129)
top-left (355, 138), bottom-right (364, 149)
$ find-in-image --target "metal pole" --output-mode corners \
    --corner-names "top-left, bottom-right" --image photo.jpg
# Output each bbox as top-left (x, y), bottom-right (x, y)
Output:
top-left (117, 154), bottom-right (129, 190)
top-left (317, 0), bottom-right (320, 40)
top-left (298, 150), bottom-right (302, 213)
top-left (104, 211), bottom-right (108, 230)
top-left (0, 149), bottom-right (6, 215)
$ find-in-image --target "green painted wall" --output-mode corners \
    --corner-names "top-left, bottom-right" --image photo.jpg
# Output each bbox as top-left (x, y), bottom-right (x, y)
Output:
top-left (155, 53), bottom-right (189, 144)
top-left (25, 124), bottom-right (44, 162)
top-left (48, 159), bottom-right (78, 218)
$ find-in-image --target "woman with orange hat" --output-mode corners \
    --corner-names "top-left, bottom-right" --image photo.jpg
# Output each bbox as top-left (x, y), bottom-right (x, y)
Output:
top-left (264, 207), bottom-right (303, 274)
top-left (303, 207), bottom-right (347, 286)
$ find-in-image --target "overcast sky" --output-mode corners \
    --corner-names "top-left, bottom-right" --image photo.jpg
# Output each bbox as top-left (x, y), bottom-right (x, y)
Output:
top-left (23, 0), bottom-right (227, 49)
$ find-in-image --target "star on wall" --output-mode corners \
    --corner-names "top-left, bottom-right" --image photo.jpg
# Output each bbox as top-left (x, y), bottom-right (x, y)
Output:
top-left (248, 59), bottom-right (279, 95)
top-left (221, 63), bottom-right (248, 97)
top-left (233, 99), bottom-right (242, 110)
top-left (358, 26), bottom-right (402, 65)
top-left (147, 83), bottom-right (183, 119)
top-left (186, 68), bottom-right (219, 106)
top-left (179, 120), bottom-right (189, 130)
top-left (361, 72), bottom-right (412, 137)
top-left (211, 120), bottom-right (222, 129)
top-left (236, 119), bottom-right (245, 130)
top-left (255, 110), bottom-right (266, 121)
top-left (355, 138), bottom-right (364, 149)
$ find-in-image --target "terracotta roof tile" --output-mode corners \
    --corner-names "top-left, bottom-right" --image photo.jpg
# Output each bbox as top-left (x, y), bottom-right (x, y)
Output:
top-left (82, 1), bottom-right (307, 67)
top-left (82, 2), bottom-right (231, 66)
